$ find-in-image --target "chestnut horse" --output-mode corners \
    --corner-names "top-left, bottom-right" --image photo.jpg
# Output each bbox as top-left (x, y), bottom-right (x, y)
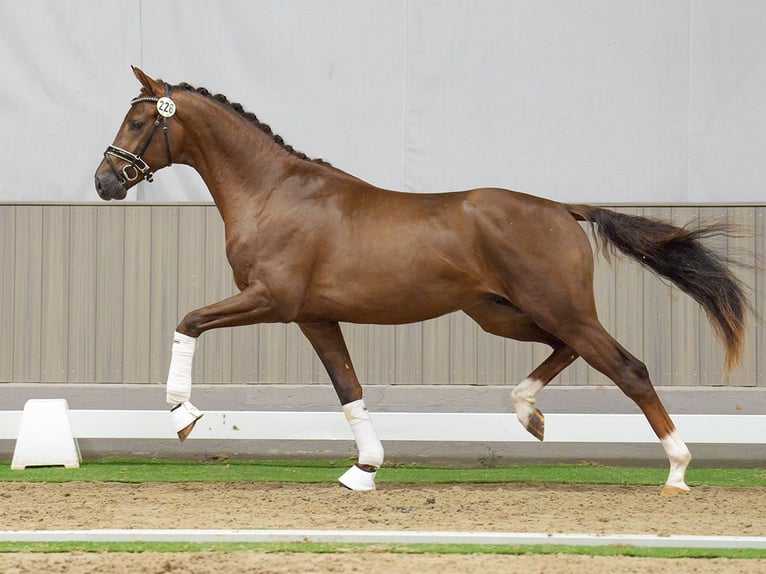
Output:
top-left (95, 67), bottom-right (748, 493)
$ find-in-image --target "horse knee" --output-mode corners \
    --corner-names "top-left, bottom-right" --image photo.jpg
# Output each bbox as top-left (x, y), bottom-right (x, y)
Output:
top-left (178, 310), bottom-right (205, 337)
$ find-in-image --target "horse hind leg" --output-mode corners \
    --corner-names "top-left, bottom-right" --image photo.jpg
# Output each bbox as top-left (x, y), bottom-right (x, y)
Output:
top-left (557, 321), bottom-right (692, 494)
top-left (464, 304), bottom-right (577, 440)
top-left (512, 345), bottom-right (578, 440)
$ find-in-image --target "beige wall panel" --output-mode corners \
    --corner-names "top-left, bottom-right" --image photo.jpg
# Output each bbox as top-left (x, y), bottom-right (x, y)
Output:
top-left (40, 206), bottom-right (70, 382)
top-left (343, 324), bottom-right (370, 385)
top-left (257, 324), bottom-right (287, 384)
top-left (176, 206), bottom-right (209, 383)
top-left (0, 204), bottom-right (763, 387)
top-left (12, 207), bottom-right (43, 382)
top-left (199, 208), bottom-right (231, 383)
top-left (95, 207), bottom-right (125, 382)
top-left (758, 209), bottom-right (766, 387)
top-left (148, 207), bottom-right (180, 383)
top-left (366, 324), bottom-right (397, 386)
top-left (395, 323), bottom-right (423, 384)
top-left (67, 207), bottom-right (97, 383)
top-left (201, 211), bottom-right (231, 381)
top-left (230, 324), bottom-right (261, 383)
top-left (505, 333), bottom-right (538, 386)
top-left (728, 206), bottom-right (757, 387)
top-left (448, 312), bottom-right (477, 385)
top-left (0, 207), bottom-right (15, 381)
top-left (122, 206), bottom-right (152, 383)
top-left (285, 323), bottom-right (319, 384)
top-left (421, 315), bottom-right (451, 384)
top-left (475, 323), bottom-right (506, 386)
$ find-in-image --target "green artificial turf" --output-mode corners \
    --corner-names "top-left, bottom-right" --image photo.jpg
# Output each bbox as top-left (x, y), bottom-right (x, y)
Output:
top-left (1, 457), bottom-right (764, 487)
top-left (0, 540), bottom-right (764, 560)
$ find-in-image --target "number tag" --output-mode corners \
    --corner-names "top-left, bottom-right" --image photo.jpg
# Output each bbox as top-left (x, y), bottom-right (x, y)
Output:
top-left (157, 97), bottom-right (176, 118)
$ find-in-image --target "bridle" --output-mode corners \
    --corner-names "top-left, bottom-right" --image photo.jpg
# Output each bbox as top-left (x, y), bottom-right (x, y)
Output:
top-left (103, 83), bottom-right (175, 188)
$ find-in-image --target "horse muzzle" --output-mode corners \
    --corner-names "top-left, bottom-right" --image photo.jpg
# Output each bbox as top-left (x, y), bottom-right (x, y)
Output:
top-left (94, 171), bottom-right (128, 201)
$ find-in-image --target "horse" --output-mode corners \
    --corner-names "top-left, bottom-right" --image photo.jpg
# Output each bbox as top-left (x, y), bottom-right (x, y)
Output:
top-left (94, 66), bottom-right (749, 493)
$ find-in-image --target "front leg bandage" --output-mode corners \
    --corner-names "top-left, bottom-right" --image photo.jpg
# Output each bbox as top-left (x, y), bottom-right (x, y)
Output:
top-left (343, 399), bottom-right (384, 468)
top-left (166, 331), bottom-right (197, 405)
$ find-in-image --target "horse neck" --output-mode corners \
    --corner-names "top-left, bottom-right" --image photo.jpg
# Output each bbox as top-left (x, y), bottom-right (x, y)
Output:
top-left (177, 99), bottom-right (292, 217)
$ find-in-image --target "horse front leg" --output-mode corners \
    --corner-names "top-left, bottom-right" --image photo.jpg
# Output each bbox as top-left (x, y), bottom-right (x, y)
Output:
top-left (167, 284), bottom-right (277, 441)
top-left (166, 331), bottom-right (204, 441)
top-left (299, 321), bottom-right (384, 491)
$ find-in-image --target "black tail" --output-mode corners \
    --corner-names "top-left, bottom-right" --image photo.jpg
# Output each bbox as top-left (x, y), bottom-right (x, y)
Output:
top-left (567, 204), bottom-right (749, 372)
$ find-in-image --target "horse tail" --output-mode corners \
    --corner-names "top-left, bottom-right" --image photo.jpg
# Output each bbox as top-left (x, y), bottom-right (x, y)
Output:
top-left (566, 203), bottom-right (749, 372)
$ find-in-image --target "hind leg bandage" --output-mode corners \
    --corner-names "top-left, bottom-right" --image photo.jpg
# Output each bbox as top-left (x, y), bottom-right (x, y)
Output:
top-left (166, 331), bottom-right (197, 405)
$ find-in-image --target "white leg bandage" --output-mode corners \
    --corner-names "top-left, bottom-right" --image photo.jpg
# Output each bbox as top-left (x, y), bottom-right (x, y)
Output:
top-left (166, 331), bottom-right (197, 405)
top-left (343, 399), bottom-right (384, 467)
top-left (511, 378), bottom-right (545, 427)
top-left (660, 429), bottom-right (692, 492)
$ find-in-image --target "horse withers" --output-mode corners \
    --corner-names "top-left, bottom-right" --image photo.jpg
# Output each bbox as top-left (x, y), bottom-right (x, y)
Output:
top-left (94, 67), bottom-right (749, 493)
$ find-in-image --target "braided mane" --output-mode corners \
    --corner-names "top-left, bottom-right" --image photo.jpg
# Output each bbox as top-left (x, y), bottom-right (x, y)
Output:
top-left (176, 82), bottom-right (331, 167)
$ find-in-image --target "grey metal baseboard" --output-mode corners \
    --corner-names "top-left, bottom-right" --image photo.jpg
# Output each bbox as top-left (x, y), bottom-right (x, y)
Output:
top-left (2, 383), bottom-right (765, 464)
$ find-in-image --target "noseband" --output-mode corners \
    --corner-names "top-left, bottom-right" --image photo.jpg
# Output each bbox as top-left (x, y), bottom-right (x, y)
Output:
top-left (103, 83), bottom-right (175, 187)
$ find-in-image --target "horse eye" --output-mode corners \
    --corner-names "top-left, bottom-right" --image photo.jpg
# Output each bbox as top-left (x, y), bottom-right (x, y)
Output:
top-left (129, 120), bottom-right (145, 131)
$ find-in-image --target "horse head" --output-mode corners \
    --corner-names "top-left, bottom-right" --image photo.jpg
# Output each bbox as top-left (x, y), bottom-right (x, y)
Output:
top-left (94, 67), bottom-right (180, 200)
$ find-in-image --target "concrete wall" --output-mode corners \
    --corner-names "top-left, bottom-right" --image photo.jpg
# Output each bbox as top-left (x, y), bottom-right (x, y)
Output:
top-left (2, 2), bottom-right (766, 203)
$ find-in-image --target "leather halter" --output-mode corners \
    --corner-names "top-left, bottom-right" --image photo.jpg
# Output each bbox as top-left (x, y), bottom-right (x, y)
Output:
top-left (103, 83), bottom-right (174, 188)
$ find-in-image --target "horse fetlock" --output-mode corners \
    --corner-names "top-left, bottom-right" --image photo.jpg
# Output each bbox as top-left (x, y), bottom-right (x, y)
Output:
top-left (511, 378), bottom-right (545, 439)
top-left (338, 464), bottom-right (377, 491)
top-left (660, 429), bottom-right (691, 494)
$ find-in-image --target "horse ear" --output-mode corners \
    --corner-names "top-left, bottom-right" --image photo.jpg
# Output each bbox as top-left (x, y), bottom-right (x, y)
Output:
top-left (131, 66), bottom-right (163, 95)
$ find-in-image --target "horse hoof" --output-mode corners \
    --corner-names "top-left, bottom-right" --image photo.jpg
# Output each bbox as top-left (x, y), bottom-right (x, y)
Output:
top-left (660, 484), bottom-right (690, 496)
top-left (177, 420), bottom-right (201, 442)
top-left (526, 409), bottom-right (545, 441)
top-left (338, 464), bottom-right (377, 491)
top-left (170, 402), bottom-right (205, 443)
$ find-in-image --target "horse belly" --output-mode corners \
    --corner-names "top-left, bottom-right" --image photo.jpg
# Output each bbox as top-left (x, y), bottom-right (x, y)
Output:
top-left (302, 289), bottom-right (472, 325)
top-left (301, 255), bottom-right (486, 325)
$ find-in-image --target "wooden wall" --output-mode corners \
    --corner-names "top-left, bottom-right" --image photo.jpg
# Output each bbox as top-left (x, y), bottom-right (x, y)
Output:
top-left (1, 203), bottom-right (763, 387)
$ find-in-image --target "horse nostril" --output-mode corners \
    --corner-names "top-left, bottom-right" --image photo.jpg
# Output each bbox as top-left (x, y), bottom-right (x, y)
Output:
top-left (95, 175), bottom-right (112, 200)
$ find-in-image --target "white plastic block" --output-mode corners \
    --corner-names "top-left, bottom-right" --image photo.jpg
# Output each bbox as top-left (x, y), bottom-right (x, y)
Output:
top-left (11, 399), bottom-right (81, 470)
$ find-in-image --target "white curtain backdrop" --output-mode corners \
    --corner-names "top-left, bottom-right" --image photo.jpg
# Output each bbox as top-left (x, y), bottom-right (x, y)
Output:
top-left (1, 0), bottom-right (765, 202)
